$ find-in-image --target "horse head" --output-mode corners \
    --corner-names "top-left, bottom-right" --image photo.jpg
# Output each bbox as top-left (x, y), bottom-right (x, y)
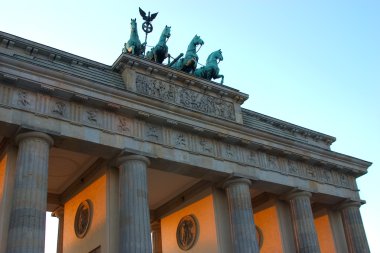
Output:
top-left (207, 49), bottom-right (223, 64)
top-left (192, 35), bottom-right (204, 47)
top-left (162, 25), bottom-right (171, 40)
top-left (124, 18), bottom-right (142, 56)
top-left (130, 18), bottom-right (137, 31)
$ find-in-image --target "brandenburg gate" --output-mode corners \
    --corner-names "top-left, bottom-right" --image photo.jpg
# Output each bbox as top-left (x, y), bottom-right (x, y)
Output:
top-left (0, 30), bottom-right (371, 253)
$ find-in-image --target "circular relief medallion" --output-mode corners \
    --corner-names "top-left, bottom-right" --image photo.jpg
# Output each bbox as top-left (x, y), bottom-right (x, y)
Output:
top-left (74, 199), bottom-right (93, 238)
top-left (256, 225), bottom-right (264, 249)
top-left (176, 215), bottom-right (199, 250)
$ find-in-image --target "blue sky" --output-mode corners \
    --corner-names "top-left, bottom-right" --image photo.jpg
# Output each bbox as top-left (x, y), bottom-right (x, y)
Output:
top-left (1, 1), bottom-right (379, 252)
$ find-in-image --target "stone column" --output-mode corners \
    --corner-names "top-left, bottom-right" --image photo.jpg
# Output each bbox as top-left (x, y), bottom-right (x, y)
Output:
top-left (51, 207), bottom-right (64, 253)
top-left (6, 132), bottom-right (53, 253)
top-left (223, 178), bottom-right (259, 253)
top-left (116, 155), bottom-right (152, 253)
top-left (285, 191), bottom-right (320, 253)
top-left (339, 201), bottom-right (370, 253)
top-left (151, 220), bottom-right (162, 253)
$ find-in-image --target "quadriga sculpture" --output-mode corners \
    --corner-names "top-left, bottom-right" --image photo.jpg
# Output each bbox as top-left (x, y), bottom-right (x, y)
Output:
top-left (122, 18), bottom-right (145, 56)
top-left (170, 35), bottom-right (204, 73)
top-left (145, 25), bottom-right (171, 64)
top-left (194, 49), bottom-right (224, 84)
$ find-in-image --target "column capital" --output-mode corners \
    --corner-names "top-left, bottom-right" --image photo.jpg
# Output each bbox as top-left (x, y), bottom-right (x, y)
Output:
top-left (52, 206), bottom-right (64, 219)
top-left (336, 200), bottom-right (363, 211)
top-left (283, 189), bottom-right (312, 201)
top-left (223, 177), bottom-right (251, 189)
top-left (15, 131), bottom-right (54, 147)
top-left (151, 220), bottom-right (161, 231)
top-left (115, 154), bottom-right (150, 167)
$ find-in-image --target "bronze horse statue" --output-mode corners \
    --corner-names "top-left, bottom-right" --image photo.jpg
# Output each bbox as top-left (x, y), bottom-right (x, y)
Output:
top-left (170, 35), bottom-right (204, 73)
top-left (145, 25), bottom-right (171, 64)
top-left (122, 18), bottom-right (145, 56)
top-left (194, 49), bottom-right (224, 84)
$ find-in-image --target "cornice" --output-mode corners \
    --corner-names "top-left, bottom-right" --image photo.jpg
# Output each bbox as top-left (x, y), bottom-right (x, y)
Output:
top-left (0, 31), bottom-right (110, 71)
top-left (242, 108), bottom-right (336, 148)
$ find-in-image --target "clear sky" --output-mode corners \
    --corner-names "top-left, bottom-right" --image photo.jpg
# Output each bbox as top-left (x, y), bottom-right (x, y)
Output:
top-left (1, 0), bottom-right (379, 252)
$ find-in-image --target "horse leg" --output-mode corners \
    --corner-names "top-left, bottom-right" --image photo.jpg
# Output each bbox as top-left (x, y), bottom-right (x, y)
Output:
top-left (215, 74), bottom-right (224, 84)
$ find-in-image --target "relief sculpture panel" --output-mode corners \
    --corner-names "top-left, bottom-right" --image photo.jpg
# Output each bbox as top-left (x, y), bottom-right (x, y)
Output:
top-left (135, 73), bottom-right (236, 121)
top-left (13, 89), bottom-right (35, 109)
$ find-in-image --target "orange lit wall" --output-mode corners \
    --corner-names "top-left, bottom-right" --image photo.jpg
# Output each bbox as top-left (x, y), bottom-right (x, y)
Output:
top-left (0, 154), bottom-right (6, 204)
top-left (315, 214), bottom-right (336, 253)
top-left (62, 175), bottom-right (106, 253)
top-left (254, 205), bottom-right (284, 253)
top-left (161, 195), bottom-right (218, 253)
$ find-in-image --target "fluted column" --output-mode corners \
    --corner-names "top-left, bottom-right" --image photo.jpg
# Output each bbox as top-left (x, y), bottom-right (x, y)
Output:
top-left (116, 155), bottom-right (152, 253)
top-left (339, 201), bottom-right (370, 253)
top-left (223, 178), bottom-right (259, 253)
top-left (51, 206), bottom-right (64, 253)
top-left (285, 191), bottom-right (320, 253)
top-left (151, 220), bottom-right (162, 253)
top-left (6, 132), bottom-right (53, 253)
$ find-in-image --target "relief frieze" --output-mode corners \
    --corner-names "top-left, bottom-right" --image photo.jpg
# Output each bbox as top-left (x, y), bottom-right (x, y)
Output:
top-left (135, 73), bottom-right (236, 121)
top-left (287, 160), bottom-right (299, 175)
top-left (136, 74), bottom-right (175, 103)
top-left (305, 164), bottom-right (317, 179)
top-left (266, 154), bottom-right (281, 171)
top-left (199, 137), bottom-right (213, 155)
top-left (52, 101), bottom-right (68, 117)
top-left (175, 132), bottom-right (187, 148)
top-left (248, 150), bottom-right (260, 166)
top-left (85, 109), bottom-right (99, 125)
top-left (17, 90), bottom-right (31, 107)
top-left (223, 143), bottom-right (236, 160)
top-left (320, 169), bottom-right (332, 183)
top-left (145, 123), bottom-right (162, 143)
top-left (117, 116), bottom-right (131, 133)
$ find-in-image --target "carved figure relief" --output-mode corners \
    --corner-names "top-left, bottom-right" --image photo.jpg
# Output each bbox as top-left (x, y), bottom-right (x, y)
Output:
top-left (175, 133), bottom-right (187, 148)
top-left (225, 144), bottom-right (234, 159)
top-left (306, 165), bottom-right (317, 179)
top-left (17, 90), bottom-right (30, 107)
top-left (248, 150), bottom-right (259, 165)
top-left (135, 73), bottom-right (236, 121)
top-left (146, 124), bottom-right (160, 141)
top-left (176, 215), bottom-right (198, 251)
top-left (340, 174), bottom-right (349, 187)
top-left (117, 117), bottom-right (131, 133)
top-left (52, 101), bottom-right (67, 116)
top-left (321, 169), bottom-right (332, 183)
top-left (74, 199), bottom-right (93, 238)
top-left (267, 155), bottom-right (280, 170)
top-left (87, 110), bottom-right (97, 123)
top-left (288, 160), bottom-right (298, 175)
top-left (136, 74), bottom-right (175, 102)
top-left (200, 138), bottom-right (213, 153)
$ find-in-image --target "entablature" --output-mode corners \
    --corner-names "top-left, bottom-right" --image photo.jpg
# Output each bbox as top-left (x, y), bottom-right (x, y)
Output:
top-left (0, 71), bottom-right (370, 182)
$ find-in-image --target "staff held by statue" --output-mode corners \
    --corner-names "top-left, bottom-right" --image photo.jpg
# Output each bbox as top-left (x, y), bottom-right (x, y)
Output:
top-left (139, 7), bottom-right (158, 55)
